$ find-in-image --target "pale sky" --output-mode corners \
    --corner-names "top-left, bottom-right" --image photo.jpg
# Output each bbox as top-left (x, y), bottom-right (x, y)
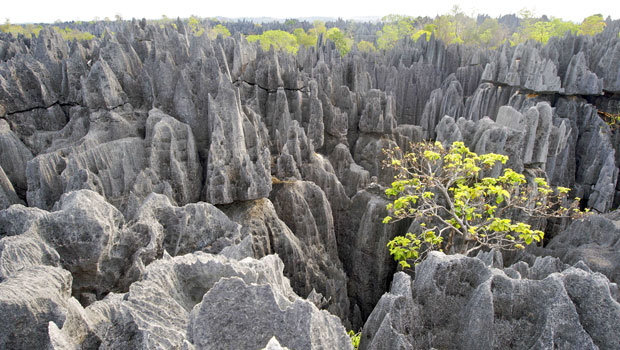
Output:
top-left (3, 0), bottom-right (619, 24)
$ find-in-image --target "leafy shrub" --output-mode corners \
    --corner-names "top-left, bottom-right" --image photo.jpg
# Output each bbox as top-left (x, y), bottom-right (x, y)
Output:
top-left (383, 141), bottom-right (584, 268)
top-left (348, 330), bottom-right (360, 350)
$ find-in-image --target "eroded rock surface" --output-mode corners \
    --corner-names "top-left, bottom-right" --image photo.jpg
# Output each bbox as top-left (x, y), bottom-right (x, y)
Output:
top-left (1, 17), bottom-right (620, 350)
top-left (361, 252), bottom-right (620, 350)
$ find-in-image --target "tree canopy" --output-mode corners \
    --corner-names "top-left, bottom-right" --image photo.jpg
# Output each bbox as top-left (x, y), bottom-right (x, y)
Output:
top-left (382, 141), bottom-right (584, 268)
top-left (247, 30), bottom-right (299, 54)
top-left (0, 11), bottom-right (612, 52)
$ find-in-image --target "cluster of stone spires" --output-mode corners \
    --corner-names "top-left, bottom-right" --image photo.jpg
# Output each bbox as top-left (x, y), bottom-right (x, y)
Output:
top-left (0, 18), bottom-right (619, 349)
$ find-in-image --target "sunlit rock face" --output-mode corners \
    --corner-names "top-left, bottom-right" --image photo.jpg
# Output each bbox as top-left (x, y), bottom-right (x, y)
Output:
top-left (1, 17), bottom-right (620, 349)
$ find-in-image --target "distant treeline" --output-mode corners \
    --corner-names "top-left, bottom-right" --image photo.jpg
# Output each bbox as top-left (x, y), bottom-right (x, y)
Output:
top-left (1, 8), bottom-right (616, 55)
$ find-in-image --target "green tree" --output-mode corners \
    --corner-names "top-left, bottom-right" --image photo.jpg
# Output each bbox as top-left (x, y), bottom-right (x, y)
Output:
top-left (579, 14), bottom-right (606, 36)
top-left (383, 141), bottom-right (583, 268)
top-left (477, 18), bottom-right (501, 47)
top-left (247, 30), bottom-right (298, 54)
top-left (376, 15), bottom-right (417, 50)
top-left (188, 15), bottom-right (205, 36)
top-left (348, 330), bottom-right (360, 349)
top-left (356, 40), bottom-right (376, 53)
top-left (308, 20), bottom-right (326, 39)
top-left (326, 27), bottom-right (352, 55)
top-left (376, 23), bottom-right (400, 50)
top-left (293, 28), bottom-right (317, 48)
top-left (548, 18), bottom-right (579, 38)
top-left (511, 8), bottom-right (537, 44)
top-left (208, 24), bottom-right (231, 39)
top-left (530, 21), bottom-right (553, 43)
top-left (434, 15), bottom-right (458, 43)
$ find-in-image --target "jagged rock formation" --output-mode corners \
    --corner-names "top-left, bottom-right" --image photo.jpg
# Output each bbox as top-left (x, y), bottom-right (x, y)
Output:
top-left (0, 250), bottom-right (352, 349)
top-left (543, 212), bottom-right (620, 284)
top-left (360, 252), bottom-right (620, 350)
top-left (1, 17), bottom-right (620, 349)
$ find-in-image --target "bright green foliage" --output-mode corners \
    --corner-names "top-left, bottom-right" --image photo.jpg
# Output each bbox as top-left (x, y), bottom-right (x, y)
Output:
top-left (207, 24), bottom-right (231, 40)
top-left (383, 141), bottom-right (583, 268)
top-left (157, 15), bottom-right (176, 29)
top-left (376, 24), bottom-right (400, 50)
top-left (547, 18), bottom-right (579, 37)
top-left (512, 11), bottom-right (580, 45)
top-left (356, 40), bottom-right (376, 53)
top-left (0, 18), bottom-right (93, 41)
top-left (293, 28), bottom-right (317, 48)
top-left (247, 30), bottom-right (299, 54)
top-left (433, 6), bottom-right (466, 44)
top-left (308, 20), bottom-right (326, 39)
top-left (348, 330), bottom-right (360, 350)
top-left (326, 27), bottom-right (352, 55)
top-left (579, 14), bottom-right (606, 36)
top-left (598, 111), bottom-right (620, 130)
top-left (0, 19), bottom-right (43, 38)
top-left (411, 24), bottom-right (436, 42)
top-left (376, 15), bottom-right (417, 50)
top-left (530, 21), bottom-right (553, 43)
top-left (52, 26), bottom-right (95, 41)
top-left (371, 8), bottom-right (600, 48)
top-left (187, 15), bottom-right (206, 37)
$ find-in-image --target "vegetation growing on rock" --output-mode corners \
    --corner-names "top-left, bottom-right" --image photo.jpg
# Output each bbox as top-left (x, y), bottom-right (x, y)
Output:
top-left (383, 141), bottom-right (584, 268)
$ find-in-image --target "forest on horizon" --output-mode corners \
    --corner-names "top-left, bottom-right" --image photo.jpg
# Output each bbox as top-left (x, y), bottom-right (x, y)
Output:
top-left (0, 7), bottom-right (616, 57)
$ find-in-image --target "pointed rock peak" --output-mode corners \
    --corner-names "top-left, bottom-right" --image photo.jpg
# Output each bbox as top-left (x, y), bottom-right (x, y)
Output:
top-left (81, 58), bottom-right (127, 110)
top-left (102, 28), bottom-right (115, 42)
top-left (496, 105), bottom-right (526, 132)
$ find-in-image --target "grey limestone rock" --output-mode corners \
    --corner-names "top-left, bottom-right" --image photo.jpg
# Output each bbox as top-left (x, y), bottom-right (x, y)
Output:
top-left (456, 64), bottom-right (483, 97)
top-left (0, 166), bottom-right (23, 209)
top-left (4, 104), bottom-right (69, 155)
top-left (261, 337), bottom-right (291, 350)
top-left (306, 80), bottom-right (325, 149)
top-left (358, 89), bottom-right (397, 134)
top-left (329, 143), bottom-right (370, 197)
top-left (270, 181), bottom-right (350, 320)
top-left (276, 120), bottom-right (351, 214)
top-left (358, 272), bottom-right (417, 350)
top-left (563, 52), bottom-right (603, 95)
top-left (464, 82), bottom-right (516, 122)
top-left (596, 41), bottom-right (620, 93)
top-left (204, 81), bottom-right (271, 204)
top-left (419, 77), bottom-right (465, 139)
top-left (482, 43), bottom-right (562, 93)
top-left (144, 108), bottom-right (202, 205)
top-left (555, 98), bottom-right (618, 212)
top-left (26, 108), bottom-right (201, 213)
top-left (83, 252), bottom-right (346, 350)
top-left (0, 119), bottom-right (34, 197)
top-left (43, 190), bottom-right (126, 302)
top-left (60, 41), bottom-right (89, 105)
top-left (545, 213), bottom-right (620, 284)
top-left (0, 224), bottom-right (60, 280)
top-left (3, 190), bottom-right (144, 303)
top-left (394, 124), bottom-right (424, 152)
top-left (220, 198), bottom-right (319, 298)
top-left (437, 102), bottom-right (565, 175)
top-left (353, 134), bottom-right (398, 186)
top-left (435, 115), bottom-right (463, 146)
top-left (0, 54), bottom-right (58, 114)
top-left (134, 193), bottom-right (243, 258)
top-left (32, 28), bottom-right (69, 93)
top-left (80, 59), bottom-right (128, 110)
top-left (336, 186), bottom-right (410, 328)
top-left (362, 252), bottom-right (620, 350)
top-left (0, 266), bottom-right (83, 350)
top-left (188, 276), bottom-right (353, 350)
